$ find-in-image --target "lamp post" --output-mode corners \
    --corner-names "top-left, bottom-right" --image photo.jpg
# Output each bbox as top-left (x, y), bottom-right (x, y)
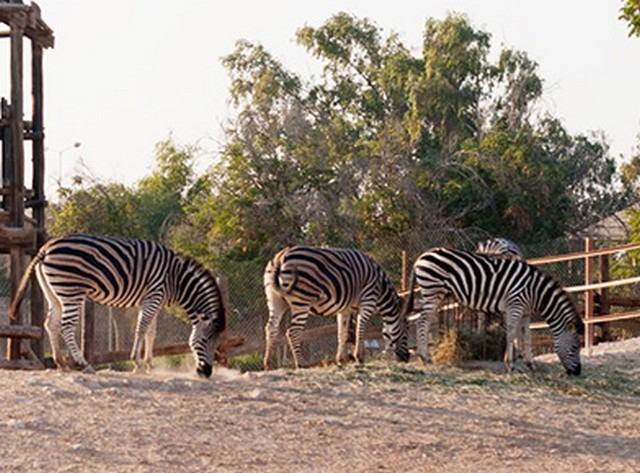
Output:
top-left (57, 141), bottom-right (82, 185)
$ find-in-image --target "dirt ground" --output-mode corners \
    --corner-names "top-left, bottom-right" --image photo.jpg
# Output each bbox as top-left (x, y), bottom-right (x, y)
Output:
top-left (1, 339), bottom-right (639, 473)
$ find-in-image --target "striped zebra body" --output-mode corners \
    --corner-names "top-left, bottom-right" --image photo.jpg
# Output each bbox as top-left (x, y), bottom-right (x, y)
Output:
top-left (405, 247), bottom-right (582, 375)
top-left (263, 246), bottom-right (409, 369)
top-left (10, 234), bottom-right (226, 377)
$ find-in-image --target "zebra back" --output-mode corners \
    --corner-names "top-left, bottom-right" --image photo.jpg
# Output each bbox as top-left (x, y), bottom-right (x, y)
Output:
top-left (476, 238), bottom-right (525, 260)
top-left (267, 246), bottom-right (398, 313)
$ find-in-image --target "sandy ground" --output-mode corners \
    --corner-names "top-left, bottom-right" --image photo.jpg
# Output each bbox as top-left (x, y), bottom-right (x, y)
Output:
top-left (0, 339), bottom-right (639, 473)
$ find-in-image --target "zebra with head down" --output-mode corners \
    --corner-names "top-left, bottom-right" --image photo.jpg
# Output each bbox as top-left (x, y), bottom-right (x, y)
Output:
top-left (404, 246), bottom-right (583, 375)
top-left (263, 245), bottom-right (409, 369)
top-left (10, 233), bottom-right (226, 377)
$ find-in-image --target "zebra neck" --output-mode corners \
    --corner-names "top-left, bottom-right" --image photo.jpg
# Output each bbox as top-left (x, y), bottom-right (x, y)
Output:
top-left (173, 258), bottom-right (213, 316)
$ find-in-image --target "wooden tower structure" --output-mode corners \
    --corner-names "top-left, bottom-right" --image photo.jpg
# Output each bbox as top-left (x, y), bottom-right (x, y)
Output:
top-left (0, 1), bottom-right (53, 369)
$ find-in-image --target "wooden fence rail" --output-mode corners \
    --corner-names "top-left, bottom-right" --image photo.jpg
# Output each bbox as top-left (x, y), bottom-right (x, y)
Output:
top-left (528, 238), bottom-right (640, 354)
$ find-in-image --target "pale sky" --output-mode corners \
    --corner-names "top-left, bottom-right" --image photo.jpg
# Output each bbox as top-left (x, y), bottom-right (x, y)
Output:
top-left (4, 1), bottom-right (640, 199)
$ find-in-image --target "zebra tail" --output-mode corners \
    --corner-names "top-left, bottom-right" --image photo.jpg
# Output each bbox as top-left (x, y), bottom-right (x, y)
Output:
top-left (270, 260), bottom-right (297, 296)
top-left (9, 250), bottom-right (43, 321)
top-left (401, 268), bottom-right (417, 318)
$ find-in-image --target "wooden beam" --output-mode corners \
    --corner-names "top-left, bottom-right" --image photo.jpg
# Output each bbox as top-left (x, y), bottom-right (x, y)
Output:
top-left (0, 359), bottom-right (43, 370)
top-left (0, 225), bottom-right (37, 246)
top-left (0, 324), bottom-right (43, 339)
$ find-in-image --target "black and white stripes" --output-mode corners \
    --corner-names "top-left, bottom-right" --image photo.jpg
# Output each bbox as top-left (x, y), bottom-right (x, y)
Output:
top-left (263, 246), bottom-right (409, 369)
top-left (404, 247), bottom-right (583, 375)
top-left (10, 233), bottom-right (226, 377)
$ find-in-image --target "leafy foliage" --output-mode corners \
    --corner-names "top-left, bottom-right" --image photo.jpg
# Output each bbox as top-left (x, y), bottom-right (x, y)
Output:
top-left (51, 13), bottom-right (631, 269)
top-left (169, 12), bottom-right (627, 264)
top-left (49, 138), bottom-right (199, 242)
top-left (620, 0), bottom-right (640, 37)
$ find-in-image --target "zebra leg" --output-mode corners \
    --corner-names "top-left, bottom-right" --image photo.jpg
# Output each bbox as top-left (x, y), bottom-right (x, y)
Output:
top-left (60, 301), bottom-right (95, 373)
top-left (336, 311), bottom-right (352, 365)
top-left (521, 315), bottom-right (535, 371)
top-left (36, 266), bottom-right (66, 369)
top-left (43, 303), bottom-right (65, 369)
top-left (286, 308), bottom-right (310, 369)
top-left (415, 297), bottom-right (442, 364)
top-left (263, 292), bottom-right (289, 370)
top-left (130, 301), bottom-right (162, 374)
top-left (352, 302), bottom-right (375, 364)
top-left (415, 311), bottom-right (431, 363)
top-left (503, 309), bottom-right (523, 374)
top-left (143, 316), bottom-right (158, 372)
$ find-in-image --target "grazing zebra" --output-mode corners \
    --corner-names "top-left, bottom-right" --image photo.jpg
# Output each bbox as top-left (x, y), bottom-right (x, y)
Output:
top-left (404, 247), bottom-right (583, 375)
top-left (10, 234), bottom-right (226, 377)
top-left (263, 246), bottom-right (409, 369)
top-left (476, 237), bottom-right (525, 261)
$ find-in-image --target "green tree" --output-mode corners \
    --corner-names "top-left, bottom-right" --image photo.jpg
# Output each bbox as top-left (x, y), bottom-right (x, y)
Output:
top-left (188, 11), bottom-right (626, 258)
top-left (620, 0), bottom-right (640, 37)
top-left (49, 138), bottom-right (198, 241)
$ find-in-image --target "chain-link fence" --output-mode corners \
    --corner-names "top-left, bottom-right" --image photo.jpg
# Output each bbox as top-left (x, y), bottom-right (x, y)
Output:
top-left (0, 234), bottom-right (608, 371)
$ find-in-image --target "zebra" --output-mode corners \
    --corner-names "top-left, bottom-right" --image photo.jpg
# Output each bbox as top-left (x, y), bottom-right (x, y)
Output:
top-left (476, 237), bottom-right (525, 261)
top-left (404, 247), bottom-right (583, 375)
top-left (10, 233), bottom-right (226, 378)
top-left (263, 246), bottom-right (409, 369)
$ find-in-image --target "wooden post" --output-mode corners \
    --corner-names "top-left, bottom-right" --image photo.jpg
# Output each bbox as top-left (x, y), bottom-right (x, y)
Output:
top-left (584, 238), bottom-right (594, 355)
top-left (401, 250), bottom-right (407, 292)
top-left (598, 252), bottom-right (610, 342)
top-left (1, 99), bottom-right (9, 212)
top-left (29, 39), bottom-right (46, 360)
top-left (7, 12), bottom-right (26, 361)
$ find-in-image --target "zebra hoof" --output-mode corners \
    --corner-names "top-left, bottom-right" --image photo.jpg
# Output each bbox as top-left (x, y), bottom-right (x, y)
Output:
top-left (82, 365), bottom-right (96, 374)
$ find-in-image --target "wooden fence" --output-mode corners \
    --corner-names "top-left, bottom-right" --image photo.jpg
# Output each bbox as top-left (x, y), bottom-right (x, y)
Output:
top-left (528, 238), bottom-right (640, 354)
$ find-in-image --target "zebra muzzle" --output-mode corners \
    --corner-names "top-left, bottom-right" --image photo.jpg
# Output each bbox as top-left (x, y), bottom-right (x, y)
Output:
top-left (197, 362), bottom-right (213, 378)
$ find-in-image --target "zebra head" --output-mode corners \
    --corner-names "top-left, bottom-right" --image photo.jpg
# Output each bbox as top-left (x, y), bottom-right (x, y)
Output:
top-left (177, 257), bottom-right (227, 378)
top-left (553, 316), bottom-right (583, 376)
top-left (380, 283), bottom-right (409, 363)
top-left (189, 314), bottom-right (225, 378)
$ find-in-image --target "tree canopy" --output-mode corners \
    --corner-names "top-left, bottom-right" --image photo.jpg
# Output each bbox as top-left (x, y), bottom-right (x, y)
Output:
top-left (49, 138), bottom-right (201, 241)
top-left (170, 12), bottom-right (626, 262)
top-left (620, 0), bottom-right (640, 37)
top-left (50, 13), bottom-right (632, 267)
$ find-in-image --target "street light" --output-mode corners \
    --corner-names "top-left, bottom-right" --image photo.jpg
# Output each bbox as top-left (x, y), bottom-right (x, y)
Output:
top-left (56, 141), bottom-right (81, 185)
